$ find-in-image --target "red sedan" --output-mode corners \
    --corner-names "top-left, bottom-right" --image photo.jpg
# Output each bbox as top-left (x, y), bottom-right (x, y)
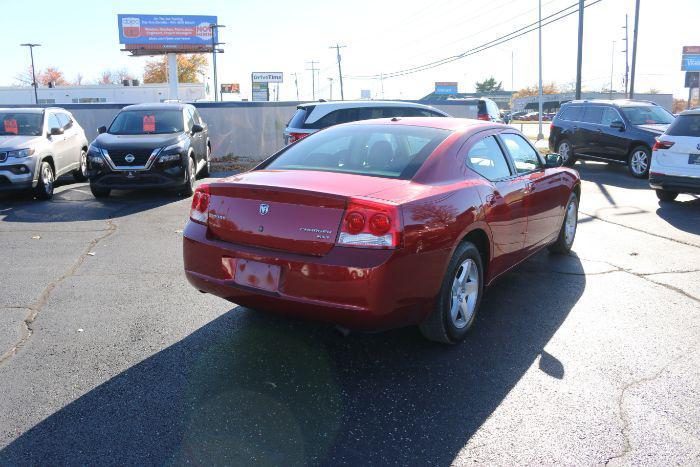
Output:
top-left (183, 118), bottom-right (580, 343)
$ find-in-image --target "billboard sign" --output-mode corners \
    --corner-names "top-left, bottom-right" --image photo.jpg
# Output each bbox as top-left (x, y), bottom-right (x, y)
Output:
top-left (221, 83), bottom-right (240, 94)
top-left (252, 82), bottom-right (269, 102)
top-left (435, 82), bottom-right (458, 95)
top-left (252, 72), bottom-right (283, 83)
top-left (686, 72), bottom-right (700, 89)
top-left (681, 55), bottom-right (700, 71)
top-left (118, 14), bottom-right (217, 52)
top-left (683, 46), bottom-right (700, 54)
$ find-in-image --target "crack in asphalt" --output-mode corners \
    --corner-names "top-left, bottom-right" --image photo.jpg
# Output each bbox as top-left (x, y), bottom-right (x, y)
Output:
top-left (580, 210), bottom-right (700, 249)
top-left (0, 219), bottom-right (118, 366)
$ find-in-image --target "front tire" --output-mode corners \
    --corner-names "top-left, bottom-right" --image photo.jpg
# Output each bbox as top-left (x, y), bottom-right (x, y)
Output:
top-left (199, 144), bottom-right (211, 179)
top-left (34, 161), bottom-right (54, 200)
top-left (419, 242), bottom-right (483, 344)
top-left (628, 145), bottom-right (651, 178)
top-left (557, 139), bottom-right (576, 167)
top-left (656, 189), bottom-right (678, 202)
top-left (548, 193), bottom-right (579, 254)
top-left (90, 184), bottom-right (111, 198)
top-left (72, 149), bottom-right (88, 182)
top-left (180, 155), bottom-right (196, 197)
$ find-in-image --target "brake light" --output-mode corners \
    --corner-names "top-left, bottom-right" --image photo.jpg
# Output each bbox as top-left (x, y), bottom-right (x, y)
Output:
top-left (189, 184), bottom-right (210, 224)
top-left (337, 198), bottom-right (402, 249)
top-left (476, 114), bottom-right (490, 121)
top-left (288, 132), bottom-right (310, 144)
top-left (652, 140), bottom-right (674, 151)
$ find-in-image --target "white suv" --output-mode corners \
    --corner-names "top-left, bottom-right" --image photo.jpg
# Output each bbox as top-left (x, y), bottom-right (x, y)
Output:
top-left (649, 109), bottom-right (700, 202)
top-left (0, 108), bottom-right (89, 199)
top-left (283, 101), bottom-right (450, 144)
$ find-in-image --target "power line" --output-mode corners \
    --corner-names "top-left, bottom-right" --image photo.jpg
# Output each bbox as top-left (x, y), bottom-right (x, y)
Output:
top-left (346, 0), bottom-right (603, 81)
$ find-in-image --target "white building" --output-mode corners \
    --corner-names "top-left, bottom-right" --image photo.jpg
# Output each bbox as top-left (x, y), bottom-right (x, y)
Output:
top-left (0, 83), bottom-right (206, 105)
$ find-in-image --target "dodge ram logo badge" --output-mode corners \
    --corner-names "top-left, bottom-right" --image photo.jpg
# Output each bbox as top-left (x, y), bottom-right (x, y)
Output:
top-left (259, 203), bottom-right (269, 215)
top-left (124, 154), bottom-right (135, 163)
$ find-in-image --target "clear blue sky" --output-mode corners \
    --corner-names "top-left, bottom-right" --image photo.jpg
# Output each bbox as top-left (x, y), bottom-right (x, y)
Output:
top-left (1, 0), bottom-right (697, 100)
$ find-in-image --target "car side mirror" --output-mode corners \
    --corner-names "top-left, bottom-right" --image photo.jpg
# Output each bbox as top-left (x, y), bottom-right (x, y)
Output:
top-left (97, 125), bottom-right (107, 134)
top-left (191, 124), bottom-right (204, 134)
top-left (610, 120), bottom-right (625, 131)
top-left (50, 127), bottom-right (64, 136)
top-left (545, 153), bottom-right (564, 168)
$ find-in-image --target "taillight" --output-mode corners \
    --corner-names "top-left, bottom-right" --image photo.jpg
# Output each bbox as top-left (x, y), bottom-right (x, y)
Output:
top-left (652, 140), bottom-right (674, 151)
top-left (476, 114), bottom-right (490, 121)
top-left (288, 132), bottom-right (310, 144)
top-left (189, 184), bottom-right (210, 224)
top-left (337, 198), bottom-right (402, 249)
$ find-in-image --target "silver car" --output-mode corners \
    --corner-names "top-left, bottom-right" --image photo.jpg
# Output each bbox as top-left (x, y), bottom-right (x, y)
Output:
top-left (0, 107), bottom-right (89, 199)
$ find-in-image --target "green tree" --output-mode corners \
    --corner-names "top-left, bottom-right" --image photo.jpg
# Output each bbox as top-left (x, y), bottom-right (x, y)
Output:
top-left (475, 77), bottom-right (503, 93)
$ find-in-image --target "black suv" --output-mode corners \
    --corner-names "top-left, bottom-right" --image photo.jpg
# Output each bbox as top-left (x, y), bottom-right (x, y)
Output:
top-left (549, 99), bottom-right (675, 178)
top-left (87, 103), bottom-right (210, 198)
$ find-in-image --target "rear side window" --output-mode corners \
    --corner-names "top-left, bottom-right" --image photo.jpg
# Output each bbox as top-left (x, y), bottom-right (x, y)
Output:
top-left (467, 136), bottom-right (511, 180)
top-left (558, 105), bottom-right (583, 122)
top-left (666, 115), bottom-right (700, 137)
top-left (287, 107), bottom-right (313, 129)
top-left (582, 106), bottom-right (604, 124)
top-left (262, 124), bottom-right (452, 179)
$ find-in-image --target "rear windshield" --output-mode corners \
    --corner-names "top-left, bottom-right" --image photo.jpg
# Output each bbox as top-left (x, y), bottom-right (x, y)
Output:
top-left (621, 106), bottom-right (674, 125)
top-left (287, 107), bottom-right (313, 129)
top-left (666, 114), bottom-right (700, 137)
top-left (296, 106), bottom-right (445, 130)
top-left (261, 124), bottom-right (452, 179)
top-left (108, 110), bottom-right (184, 135)
top-left (0, 112), bottom-right (43, 136)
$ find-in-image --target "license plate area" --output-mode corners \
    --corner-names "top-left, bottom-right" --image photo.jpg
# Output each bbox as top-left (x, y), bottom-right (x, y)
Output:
top-left (222, 258), bottom-right (281, 292)
top-left (689, 154), bottom-right (700, 165)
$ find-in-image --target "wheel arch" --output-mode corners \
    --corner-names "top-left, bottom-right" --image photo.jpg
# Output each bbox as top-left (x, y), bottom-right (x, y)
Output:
top-left (455, 223), bottom-right (492, 280)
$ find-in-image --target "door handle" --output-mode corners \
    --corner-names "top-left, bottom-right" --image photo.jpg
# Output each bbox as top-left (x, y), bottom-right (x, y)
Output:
top-left (523, 181), bottom-right (535, 194)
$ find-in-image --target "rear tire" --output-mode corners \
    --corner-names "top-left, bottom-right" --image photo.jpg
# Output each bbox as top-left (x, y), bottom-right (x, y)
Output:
top-left (34, 161), bottom-right (54, 200)
top-left (656, 189), bottom-right (678, 202)
top-left (628, 145), bottom-right (651, 178)
top-left (548, 193), bottom-right (579, 254)
top-left (557, 139), bottom-right (576, 167)
top-left (419, 242), bottom-right (483, 344)
top-left (90, 184), bottom-right (110, 198)
top-left (199, 145), bottom-right (211, 179)
top-left (72, 149), bottom-right (88, 182)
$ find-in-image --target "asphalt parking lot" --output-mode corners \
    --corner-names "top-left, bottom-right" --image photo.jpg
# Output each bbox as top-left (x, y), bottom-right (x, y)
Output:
top-left (0, 162), bottom-right (698, 465)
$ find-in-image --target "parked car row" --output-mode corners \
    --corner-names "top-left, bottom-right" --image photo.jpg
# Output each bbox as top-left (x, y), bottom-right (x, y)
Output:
top-left (0, 103), bottom-right (211, 199)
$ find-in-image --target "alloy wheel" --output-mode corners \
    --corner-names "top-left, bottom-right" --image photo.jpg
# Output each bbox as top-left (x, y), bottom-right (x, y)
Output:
top-left (558, 142), bottom-right (571, 163)
top-left (42, 164), bottom-right (54, 195)
top-left (630, 150), bottom-right (649, 176)
top-left (564, 199), bottom-right (578, 247)
top-left (450, 258), bottom-right (479, 329)
top-left (80, 151), bottom-right (88, 177)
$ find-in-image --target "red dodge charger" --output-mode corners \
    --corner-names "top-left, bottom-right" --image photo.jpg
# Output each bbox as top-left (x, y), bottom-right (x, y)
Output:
top-left (183, 118), bottom-right (580, 343)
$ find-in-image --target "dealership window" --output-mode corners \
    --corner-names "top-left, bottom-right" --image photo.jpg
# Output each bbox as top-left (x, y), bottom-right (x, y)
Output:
top-left (71, 98), bottom-right (107, 103)
top-left (37, 99), bottom-right (55, 104)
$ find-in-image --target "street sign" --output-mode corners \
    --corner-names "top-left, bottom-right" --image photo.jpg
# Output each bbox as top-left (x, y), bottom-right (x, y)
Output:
top-left (251, 72), bottom-right (283, 83)
top-left (221, 83), bottom-right (240, 94)
top-left (685, 72), bottom-right (700, 89)
top-left (117, 14), bottom-right (218, 54)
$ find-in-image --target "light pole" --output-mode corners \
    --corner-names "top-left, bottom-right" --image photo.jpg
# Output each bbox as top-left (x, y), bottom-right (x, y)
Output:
top-left (20, 43), bottom-right (40, 105)
top-left (537, 0), bottom-right (544, 140)
top-left (209, 24), bottom-right (225, 102)
top-left (328, 77), bottom-right (334, 100)
top-left (629, 0), bottom-right (640, 99)
top-left (575, 0), bottom-right (584, 100)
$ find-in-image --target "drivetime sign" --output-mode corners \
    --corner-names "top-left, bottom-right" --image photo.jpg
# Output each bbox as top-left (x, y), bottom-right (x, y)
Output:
top-left (252, 72), bottom-right (283, 83)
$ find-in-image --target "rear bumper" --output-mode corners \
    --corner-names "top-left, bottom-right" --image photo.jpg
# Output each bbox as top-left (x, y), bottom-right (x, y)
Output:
top-left (182, 221), bottom-right (437, 331)
top-left (649, 172), bottom-right (700, 194)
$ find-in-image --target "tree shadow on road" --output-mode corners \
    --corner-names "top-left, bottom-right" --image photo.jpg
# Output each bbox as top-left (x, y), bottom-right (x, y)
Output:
top-left (0, 252), bottom-right (585, 465)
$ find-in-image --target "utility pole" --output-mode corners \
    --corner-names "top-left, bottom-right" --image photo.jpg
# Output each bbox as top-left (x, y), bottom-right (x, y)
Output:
top-left (380, 73), bottom-right (385, 99)
top-left (622, 14), bottom-right (629, 97)
top-left (20, 43), bottom-right (40, 105)
top-left (537, 0), bottom-right (544, 140)
top-left (329, 44), bottom-right (346, 100)
top-left (328, 77), bottom-right (334, 100)
top-left (209, 24), bottom-right (226, 102)
top-left (629, 0), bottom-right (640, 99)
top-left (610, 41), bottom-right (616, 98)
top-left (575, 0), bottom-right (584, 100)
top-left (511, 50), bottom-right (514, 92)
top-left (291, 73), bottom-right (300, 101)
top-left (306, 61), bottom-right (319, 100)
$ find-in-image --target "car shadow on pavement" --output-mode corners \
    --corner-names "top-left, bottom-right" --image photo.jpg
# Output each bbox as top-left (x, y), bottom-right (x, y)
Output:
top-left (0, 252), bottom-right (585, 465)
top-left (0, 180), bottom-right (186, 223)
top-left (574, 160), bottom-right (649, 191)
top-left (656, 196), bottom-right (700, 235)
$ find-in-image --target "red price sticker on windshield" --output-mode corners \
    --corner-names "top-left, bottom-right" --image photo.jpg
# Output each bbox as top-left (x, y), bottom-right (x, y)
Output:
top-left (143, 115), bottom-right (156, 132)
top-left (3, 119), bottom-right (18, 134)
